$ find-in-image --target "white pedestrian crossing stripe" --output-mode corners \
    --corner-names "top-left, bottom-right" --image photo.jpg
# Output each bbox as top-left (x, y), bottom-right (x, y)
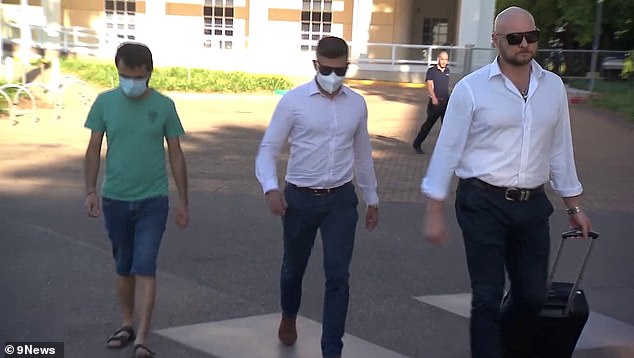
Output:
top-left (156, 313), bottom-right (409, 358)
top-left (414, 293), bottom-right (634, 350)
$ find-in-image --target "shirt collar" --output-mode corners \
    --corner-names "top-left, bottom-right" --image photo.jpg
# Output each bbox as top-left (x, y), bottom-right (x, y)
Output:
top-left (308, 77), bottom-right (349, 97)
top-left (488, 56), bottom-right (545, 80)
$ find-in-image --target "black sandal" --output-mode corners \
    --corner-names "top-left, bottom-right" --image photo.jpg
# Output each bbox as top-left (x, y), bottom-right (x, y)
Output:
top-left (105, 326), bottom-right (135, 349)
top-left (133, 343), bottom-right (156, 358)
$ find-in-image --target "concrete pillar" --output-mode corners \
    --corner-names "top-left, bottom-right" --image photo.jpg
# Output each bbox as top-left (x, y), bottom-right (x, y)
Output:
top-left (143, 0), bottom-right (166, 59)
top-left (248, 0), bottom-right (268, 54)
top-left (19, 0), bottom-right (32, 82)
top-left (42, 0), bottom-right (61, 27)
top-left (42, 0), bottom-right (61, 80)
top-left (0, 2), bottom-right (4, 68)
top-left (456, 0), bottom-right (495, 48)
top-left (350, 0), bottom-right (372, 61)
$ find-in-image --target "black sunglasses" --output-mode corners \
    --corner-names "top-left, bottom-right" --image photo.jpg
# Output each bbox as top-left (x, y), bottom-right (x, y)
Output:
top-left (501, 29), bottom-right (540, 45)
top-left (316, 62), bottom-right (349, 76)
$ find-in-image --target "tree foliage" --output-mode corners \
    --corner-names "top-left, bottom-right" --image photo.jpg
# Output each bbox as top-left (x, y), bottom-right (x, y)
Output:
top-left (495, 0), bottom-right (634, 50)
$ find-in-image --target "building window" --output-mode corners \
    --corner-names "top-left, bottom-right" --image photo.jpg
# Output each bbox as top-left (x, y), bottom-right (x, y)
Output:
top-left (422, 18), bottom-right (448, 45)
top-left (105, 0), bottom-right (136, 41)
top-left (300, 0), bottom-right (332, 51)
top-left (203, 0), bottom-right (234, 49)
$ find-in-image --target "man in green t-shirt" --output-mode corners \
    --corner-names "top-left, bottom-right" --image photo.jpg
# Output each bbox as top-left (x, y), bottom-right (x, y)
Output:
top-left (83, 42), bottom-right (188, 358)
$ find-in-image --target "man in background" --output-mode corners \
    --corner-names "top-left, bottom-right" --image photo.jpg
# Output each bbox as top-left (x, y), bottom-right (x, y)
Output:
top-left (412, 50), bottom-right (450, 154)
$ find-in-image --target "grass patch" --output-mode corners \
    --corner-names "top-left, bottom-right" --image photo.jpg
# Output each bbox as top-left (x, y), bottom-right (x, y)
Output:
top-left (568, 79), bottom-right (634, 120)
top-left (60, 57), bottom-right (294, 93)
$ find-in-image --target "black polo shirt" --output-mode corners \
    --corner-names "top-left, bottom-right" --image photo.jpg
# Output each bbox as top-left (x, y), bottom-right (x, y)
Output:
top-left (425, 66), bottom-right (450, 100)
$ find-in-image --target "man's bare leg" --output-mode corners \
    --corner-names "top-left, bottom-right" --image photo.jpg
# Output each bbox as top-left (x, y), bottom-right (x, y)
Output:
top-left (106, 275), bottom-right (135, 348)
top-left (134, 275), bottom-right (156, 347)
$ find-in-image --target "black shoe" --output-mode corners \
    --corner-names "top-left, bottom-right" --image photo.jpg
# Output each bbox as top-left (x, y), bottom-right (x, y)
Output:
top-left (278, 316), bottom-right (297, 346)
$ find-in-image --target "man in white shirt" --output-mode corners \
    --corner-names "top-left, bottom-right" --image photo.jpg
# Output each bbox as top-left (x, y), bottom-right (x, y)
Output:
top-left (421, 7), bottom-right (592, 358)
top-left (255, 36), bottom-right (379, 358)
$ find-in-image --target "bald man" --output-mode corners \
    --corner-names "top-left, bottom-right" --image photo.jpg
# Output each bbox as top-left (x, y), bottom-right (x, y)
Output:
top-left (420, 6), bottom-right (591, 357)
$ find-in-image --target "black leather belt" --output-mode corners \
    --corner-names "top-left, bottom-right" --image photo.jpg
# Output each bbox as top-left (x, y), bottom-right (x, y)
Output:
top-left (461, 178), bottom-right (544, 202)
top-left (286, 181), bottom-right (350, 196)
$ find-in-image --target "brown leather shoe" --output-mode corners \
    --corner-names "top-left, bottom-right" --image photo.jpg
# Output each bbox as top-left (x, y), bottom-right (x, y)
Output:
top-left (278, 316), bottom-right (297, 346)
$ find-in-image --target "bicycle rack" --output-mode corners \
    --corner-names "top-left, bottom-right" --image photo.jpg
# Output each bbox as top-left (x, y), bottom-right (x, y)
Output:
top-left (54, 76), bottom-right (94, 120)
top-left (0, 77), bottom-right (95, 123)
top-left (0, 89), bottom-right (15, 125)
top-left (0, 84), bottom-right (39, 125)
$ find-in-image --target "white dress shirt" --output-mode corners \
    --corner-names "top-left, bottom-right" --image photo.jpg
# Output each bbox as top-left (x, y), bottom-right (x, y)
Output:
top-left (422, 58), bottom-right (583, 200)
top-left (256, 79), bottom-right (379, 205)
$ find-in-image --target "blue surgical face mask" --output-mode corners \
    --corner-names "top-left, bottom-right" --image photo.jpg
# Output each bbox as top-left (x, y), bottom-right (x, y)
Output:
top-left (119, 76), bottom-right (148, 98)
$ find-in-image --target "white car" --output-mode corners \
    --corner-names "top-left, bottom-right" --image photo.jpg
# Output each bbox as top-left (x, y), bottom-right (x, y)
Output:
top-left (600, 54), bottom-right (628, 79)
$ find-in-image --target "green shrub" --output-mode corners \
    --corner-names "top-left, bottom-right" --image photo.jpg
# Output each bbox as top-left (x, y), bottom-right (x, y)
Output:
top-left (60, 58), bottom-right (118, 87)
top-left (60, 58), bottom-right (294, 93)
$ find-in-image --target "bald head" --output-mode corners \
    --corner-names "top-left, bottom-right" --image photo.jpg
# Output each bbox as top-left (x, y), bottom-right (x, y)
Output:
top-left (494, 6), bottom-right (536, 34)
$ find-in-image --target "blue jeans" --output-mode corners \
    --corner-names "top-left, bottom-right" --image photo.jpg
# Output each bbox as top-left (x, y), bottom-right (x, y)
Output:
top-left (102, 196), bottom-right (169, 277)
top-left (455, 180), bottom-right (553, 358)
top-left (281, 182), bottom-right (358, 357)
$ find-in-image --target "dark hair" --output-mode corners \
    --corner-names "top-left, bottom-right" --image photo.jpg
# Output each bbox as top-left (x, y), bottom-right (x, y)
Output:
top-left (316, 36), bottom-right (348, 59)
top-left (115, 42), bottom-right (153, 72)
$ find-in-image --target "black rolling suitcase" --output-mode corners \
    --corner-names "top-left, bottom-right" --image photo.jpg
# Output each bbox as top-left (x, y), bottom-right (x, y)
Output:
top-left (532, 229), bottom-right (600, 358)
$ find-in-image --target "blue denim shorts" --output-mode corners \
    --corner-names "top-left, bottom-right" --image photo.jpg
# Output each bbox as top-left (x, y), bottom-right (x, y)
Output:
top-left (102, 196), bottom-right (169, 277)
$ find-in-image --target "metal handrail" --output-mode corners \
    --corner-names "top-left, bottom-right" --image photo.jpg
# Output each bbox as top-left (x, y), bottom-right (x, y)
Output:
top-left (4, 21), bottom-right (102, 53)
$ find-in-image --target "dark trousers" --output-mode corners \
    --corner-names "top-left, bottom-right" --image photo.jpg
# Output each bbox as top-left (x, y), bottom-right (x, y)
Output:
top-left (454, 179), bottom-right (553, 358)
top-left (412, 98), bottom-right (448, 149)
top-left (281, 182), bottom-right (359, 357)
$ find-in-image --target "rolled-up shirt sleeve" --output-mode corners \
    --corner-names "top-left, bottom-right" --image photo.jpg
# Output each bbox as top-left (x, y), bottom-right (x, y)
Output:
top-left (421, 81), bottom-right (474, 200)
top-left (549, 83), bottom-right (583, 197)
top-left (353, 100), bottom-right (379, 205)
top-left (255, 95), bottom-right (293, 194)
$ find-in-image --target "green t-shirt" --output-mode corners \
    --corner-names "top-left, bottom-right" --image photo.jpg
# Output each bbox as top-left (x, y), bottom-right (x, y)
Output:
top-left (84, 88), bottom-right (185, 201)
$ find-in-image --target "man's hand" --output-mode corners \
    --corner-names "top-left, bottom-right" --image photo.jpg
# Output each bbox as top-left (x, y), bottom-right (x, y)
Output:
top-left (569, 210), bottom-right (592, 239)
top-left (84, 192), bottom-right (100, 217)
top-left (562, 196), bottom-right (591, 239)
top-left (265, 190), bottom-right (287, 216)
top-left (431, 97), bottom-right (439, 105)
top-left (365, 206), bottom-right (379, 231)
top-left (175, 201), bottom-right (189, 229)
top-left (424, 198), bottom-right (448, 246)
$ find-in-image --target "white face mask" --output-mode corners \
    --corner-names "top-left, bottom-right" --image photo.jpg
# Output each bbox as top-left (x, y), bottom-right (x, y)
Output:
top-left (119, 76), bottom-right (148, 98)
top-left (316, 72), bottom-right (345, 94)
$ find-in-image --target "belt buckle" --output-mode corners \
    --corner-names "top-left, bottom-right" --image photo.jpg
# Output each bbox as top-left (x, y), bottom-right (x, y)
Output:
top-left (313, 188), bottom-right (330, 196)
top-left (504, 187), bottom-right (530, 202)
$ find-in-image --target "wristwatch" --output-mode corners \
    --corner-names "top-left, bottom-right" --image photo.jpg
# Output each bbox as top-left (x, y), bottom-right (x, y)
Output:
top-left (566, 206), bottom-right (581, 215)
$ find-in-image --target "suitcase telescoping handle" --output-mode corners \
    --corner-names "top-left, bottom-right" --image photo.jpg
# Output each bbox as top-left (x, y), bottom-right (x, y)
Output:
top-left (547, 229), bottom-right (599, 315)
